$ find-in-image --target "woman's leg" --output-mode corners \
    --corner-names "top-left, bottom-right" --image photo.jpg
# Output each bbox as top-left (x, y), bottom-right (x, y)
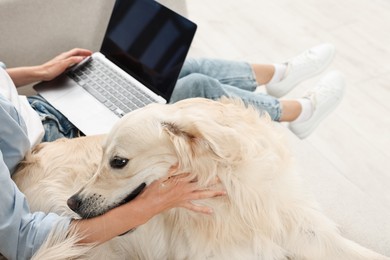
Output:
top-left (180, 43), bottom-right (336, 98)
top-left (251, 64), bottom-right (276, 85)
top-left (279, 100), bottom-right (301, 122)
top-left (171, 73), bottom-right (283, 121)
top-left (28, 95), bottom-right (81, 142)
top-left (179, 58), bottom-right (258, 92)
top-left (171, 71), bottom-right (345, 131)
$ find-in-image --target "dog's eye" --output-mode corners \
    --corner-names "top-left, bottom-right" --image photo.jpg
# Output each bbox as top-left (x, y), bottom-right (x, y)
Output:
top-left (110, 156), bottom-right (129, 169)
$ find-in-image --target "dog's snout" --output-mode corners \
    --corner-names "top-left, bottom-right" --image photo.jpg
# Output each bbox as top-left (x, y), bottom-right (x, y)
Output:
top-left (67, 194), bottom-right (82, 212)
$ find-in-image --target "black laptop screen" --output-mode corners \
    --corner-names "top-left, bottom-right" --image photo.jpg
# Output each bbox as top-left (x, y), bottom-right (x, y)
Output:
top-left (100, 0), bottom-right (197, 101)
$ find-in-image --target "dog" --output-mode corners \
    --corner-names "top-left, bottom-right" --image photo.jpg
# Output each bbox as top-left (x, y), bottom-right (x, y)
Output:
top-left (13, 97), bottom-right (388, 259)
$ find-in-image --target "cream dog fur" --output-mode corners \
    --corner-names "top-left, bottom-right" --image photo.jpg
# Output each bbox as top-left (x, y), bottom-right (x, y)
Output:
top-left (13, 98), bottom-right (388, 260)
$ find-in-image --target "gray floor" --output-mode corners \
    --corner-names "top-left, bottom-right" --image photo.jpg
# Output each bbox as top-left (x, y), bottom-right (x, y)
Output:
top-left (182, 0), bottom-right (390, 255)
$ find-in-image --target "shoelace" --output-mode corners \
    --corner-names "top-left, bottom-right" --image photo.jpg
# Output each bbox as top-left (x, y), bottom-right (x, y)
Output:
top-left (289, 50), bottom-right (320, 71)
top-left (280, 50), bottom-right (319, 81)
top-left (304, 80), bottom-right (341, 111)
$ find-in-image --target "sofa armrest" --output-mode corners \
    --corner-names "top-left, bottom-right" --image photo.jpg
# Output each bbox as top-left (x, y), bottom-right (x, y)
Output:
top-left (0, 0), bottom-right (115, 68)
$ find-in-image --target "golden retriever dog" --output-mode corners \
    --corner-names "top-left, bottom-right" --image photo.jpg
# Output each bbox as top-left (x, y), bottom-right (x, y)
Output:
top-left (13, 98), bottom-right (388, 260)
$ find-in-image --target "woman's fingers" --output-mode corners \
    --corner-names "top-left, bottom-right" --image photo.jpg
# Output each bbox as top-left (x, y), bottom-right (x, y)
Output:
top-left (192, 189), bottom-right (226, 199)
top-left (161, 173), bottom-right (225, 197)
top-left (63, 56), bottom-right (86, 68)
top-left (54, 48), bottom-right (92, 61)
top-left (180, 201), bottom-right (214, 215)
top-left (168, 177), bottom-right (226, 201)
top-left (140, 172), bottom-right (226, 216)
top-left (41, 56), bottom-right (86, 81)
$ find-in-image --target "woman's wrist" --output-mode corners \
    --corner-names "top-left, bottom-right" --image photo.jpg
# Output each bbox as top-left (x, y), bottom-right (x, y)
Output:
top-left (103, 199), bottom-right (156, 240)
top-left (70, 201), bottom-right (151, 244)
top-left (6, 65), bottom-right (46, 87)
top-left (116, 196), bottom-right (158, 227)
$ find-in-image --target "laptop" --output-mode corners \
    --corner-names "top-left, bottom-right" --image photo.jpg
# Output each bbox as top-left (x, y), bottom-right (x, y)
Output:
top-left (34, 0), bottom-right (197, 135)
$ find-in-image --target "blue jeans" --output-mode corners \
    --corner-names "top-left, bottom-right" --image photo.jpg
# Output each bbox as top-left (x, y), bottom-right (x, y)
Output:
top-left (28, 95), bottom-right (81, 142)
top-left (170, 58), bottom-right (282, 121)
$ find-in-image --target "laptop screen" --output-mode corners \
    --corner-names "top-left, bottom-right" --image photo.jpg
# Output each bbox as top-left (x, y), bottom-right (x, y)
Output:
top-left (100, 0), bottom-right (197, 101)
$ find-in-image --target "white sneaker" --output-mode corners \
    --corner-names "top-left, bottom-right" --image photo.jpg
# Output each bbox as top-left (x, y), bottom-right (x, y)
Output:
top-left (266, 43), bottom-right (336, 98)
top-left (288, 71), bottom-right (345, 139)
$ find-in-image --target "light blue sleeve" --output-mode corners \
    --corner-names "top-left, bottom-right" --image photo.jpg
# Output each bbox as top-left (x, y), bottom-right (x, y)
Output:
top-left (0, 95), bottom-right (70, 260)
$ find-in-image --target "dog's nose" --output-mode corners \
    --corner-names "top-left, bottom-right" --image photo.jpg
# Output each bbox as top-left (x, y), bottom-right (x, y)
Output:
top-left (67, 194), bottom-right (82, 212)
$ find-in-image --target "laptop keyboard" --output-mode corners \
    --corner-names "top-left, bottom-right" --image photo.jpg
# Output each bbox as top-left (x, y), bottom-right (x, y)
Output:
top-left (67, 58), bottom-right (156, 117)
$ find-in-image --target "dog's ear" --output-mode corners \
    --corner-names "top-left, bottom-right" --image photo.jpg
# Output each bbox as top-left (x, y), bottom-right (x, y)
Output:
top-left (161, 121), bottom-right (221, 158)
top-left (161, 121), bottom-right (221, 182)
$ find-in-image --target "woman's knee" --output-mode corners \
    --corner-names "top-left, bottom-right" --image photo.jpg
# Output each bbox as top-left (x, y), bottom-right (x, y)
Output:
top-left (182, 73), bottom-right (213, 87)
top-left (179, 58), bottom-right (198, 78)
top-left (170, 73), bottom-right (222, 103)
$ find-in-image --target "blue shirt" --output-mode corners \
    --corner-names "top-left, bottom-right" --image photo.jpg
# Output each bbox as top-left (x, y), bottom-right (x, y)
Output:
top-left (0, 94), bottom-right (70, 259)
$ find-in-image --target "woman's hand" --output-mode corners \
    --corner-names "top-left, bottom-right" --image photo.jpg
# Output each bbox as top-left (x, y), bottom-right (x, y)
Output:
top-left (6, 48), bottom-right (92, 87)
top-left (73, 173), bottom-right (226, 245)
top-left (38, 48), bottom-right (92, 81)
top-left (138, 173), bottom-right (225, 216)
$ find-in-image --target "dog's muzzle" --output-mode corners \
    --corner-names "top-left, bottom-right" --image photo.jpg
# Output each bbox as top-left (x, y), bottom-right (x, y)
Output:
top-left (120, 183), bottom-right (147, 206)
top-left (67, 183), bottom-right (146, 218)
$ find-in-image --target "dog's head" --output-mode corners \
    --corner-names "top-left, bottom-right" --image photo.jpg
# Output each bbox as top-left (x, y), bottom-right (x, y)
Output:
top-left (67, 97), bottom-right (291, 219)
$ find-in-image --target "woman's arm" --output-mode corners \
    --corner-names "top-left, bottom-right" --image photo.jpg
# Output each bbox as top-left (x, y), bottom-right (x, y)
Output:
top-left (6, 48), bottom-right (92, 87)
top-left (1, 94), bottom-right (225, 258)
top-left (72, 173), bottom-right (225, 244)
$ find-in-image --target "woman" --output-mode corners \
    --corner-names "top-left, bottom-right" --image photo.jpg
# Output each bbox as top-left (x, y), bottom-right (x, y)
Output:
top-left (1, 42), bottom-right (344, 258)
top-left (0, 51), bottom-right (225, 260)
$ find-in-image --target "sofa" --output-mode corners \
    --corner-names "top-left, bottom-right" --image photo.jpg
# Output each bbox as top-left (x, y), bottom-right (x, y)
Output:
top-left (0, 0), bottom-right (185, 96)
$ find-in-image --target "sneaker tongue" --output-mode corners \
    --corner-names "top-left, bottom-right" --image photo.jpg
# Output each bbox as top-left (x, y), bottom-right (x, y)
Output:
top-left (281, 62), bottom-right (291, 81)
top-left (303, 93), bottom-right (317, 110)
top-left (292, 52), bottom-right (317, 71)
top-left (309, 95), bottom-right (317, 110)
